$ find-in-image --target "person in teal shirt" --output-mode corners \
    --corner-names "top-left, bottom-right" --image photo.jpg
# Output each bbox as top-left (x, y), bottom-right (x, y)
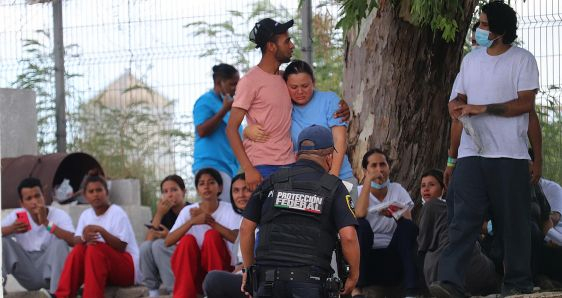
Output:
top-left (193, 63), bottom-right (242, 201)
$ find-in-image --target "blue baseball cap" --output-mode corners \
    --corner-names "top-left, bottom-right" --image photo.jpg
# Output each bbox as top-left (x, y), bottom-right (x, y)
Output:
top-left (297, 125), bottom-right (334, 152)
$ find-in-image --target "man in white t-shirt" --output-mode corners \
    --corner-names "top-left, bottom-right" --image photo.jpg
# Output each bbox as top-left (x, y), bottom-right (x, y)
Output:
top-left (431, 2), bottom-right (540, 297)
top-left (353, 149), bottom-right (418, 297)
top-left (1, 177), bottom-right (75, 295)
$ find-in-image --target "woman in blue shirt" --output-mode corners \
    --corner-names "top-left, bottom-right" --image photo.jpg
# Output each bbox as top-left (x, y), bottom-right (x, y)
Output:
top-left (245, 60), bottom-right (357, 194)
top-left (193, 64), bottom-right (241, 201)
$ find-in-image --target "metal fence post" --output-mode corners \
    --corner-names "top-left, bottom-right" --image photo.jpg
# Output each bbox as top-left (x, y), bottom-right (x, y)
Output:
top-left (301, 0), bottom-right (313, 65)
top-left (53, 0), bottom-right (66, 152)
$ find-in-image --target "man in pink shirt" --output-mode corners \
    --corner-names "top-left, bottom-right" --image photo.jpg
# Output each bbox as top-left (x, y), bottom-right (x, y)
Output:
top-left (226, 18), bottom-right (296, 191)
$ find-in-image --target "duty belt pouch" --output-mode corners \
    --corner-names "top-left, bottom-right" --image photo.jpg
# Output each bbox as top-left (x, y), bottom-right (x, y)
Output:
top-left (262, 269), bottom-right (275, 296)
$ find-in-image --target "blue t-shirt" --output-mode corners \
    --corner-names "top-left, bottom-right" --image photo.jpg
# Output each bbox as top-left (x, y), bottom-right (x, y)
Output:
top-left (192, 90), bottom-right (241, 177)
top-left (290, 90), bottom-right (353, 180)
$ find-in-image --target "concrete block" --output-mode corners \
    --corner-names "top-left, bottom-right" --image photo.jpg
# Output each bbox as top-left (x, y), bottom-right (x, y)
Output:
top-left (109, 179), bottom-right (141, 206)
top-left (0, 88), bottom-right (37, 158)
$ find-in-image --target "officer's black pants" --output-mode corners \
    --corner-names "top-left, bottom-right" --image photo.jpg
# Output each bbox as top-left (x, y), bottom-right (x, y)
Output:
top-left (254, 280), bottom-right (325, 298)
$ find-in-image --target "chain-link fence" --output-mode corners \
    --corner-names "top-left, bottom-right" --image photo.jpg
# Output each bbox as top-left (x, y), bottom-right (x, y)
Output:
top-left (0, 0), bottom-right (341, 203)
top-left (515, 0), bottom-right (562, 183)
top-left (1, 0), bottom-right (561, 204)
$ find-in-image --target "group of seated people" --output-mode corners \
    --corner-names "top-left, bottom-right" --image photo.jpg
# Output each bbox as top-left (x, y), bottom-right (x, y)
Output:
top-left (1, 168), bottom-right (249, 298)
top-left (3, 148), bottom-right (562, 298)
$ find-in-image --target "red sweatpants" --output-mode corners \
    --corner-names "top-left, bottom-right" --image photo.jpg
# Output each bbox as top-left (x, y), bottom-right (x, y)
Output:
top-left (171, 229), bottom-right (233, 298)
top-left (55, 243), bottom-right (134, 298)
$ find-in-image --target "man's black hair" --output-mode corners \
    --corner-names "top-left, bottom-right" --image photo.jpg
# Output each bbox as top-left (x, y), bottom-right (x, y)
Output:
top-left (361, 148), bottom-right (389, 169)
top-left (482, 1), bottom-right (518, 44)
top-left (17, 177), bottom-right (42, 199)
top-left (212, 63), bottom-right (238, 83)
top-left (84, 174), bottom-right (109, 193)
top-left (258, 34), bottom-right (282, 54)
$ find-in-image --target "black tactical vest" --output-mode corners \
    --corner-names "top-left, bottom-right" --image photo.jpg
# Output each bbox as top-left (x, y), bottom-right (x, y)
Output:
top-left (255, 166), bottom-right (340, 272)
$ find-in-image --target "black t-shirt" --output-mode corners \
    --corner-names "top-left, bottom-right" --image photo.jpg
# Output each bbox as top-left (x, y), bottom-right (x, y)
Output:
top-left (243, 159), bottom-right (357, 231)
top-left (158, 202), bottom-right (190, 230)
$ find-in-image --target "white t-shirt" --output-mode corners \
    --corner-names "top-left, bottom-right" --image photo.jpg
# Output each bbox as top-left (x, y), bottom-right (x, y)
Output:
top-left (75, 205), bottom-right (141, 283)
top-left (540, 178), bottom-right (562, 214)
top-left (358, 183), bottom-right (414, 249)
top-left (1, 207), bottom-right (74, 252)
top-left (540, 178), bottom-right (562, 246)
top-left (452, 46), bottom-right (539, 159)
top-left (170, 201), bottom-right (242, 264)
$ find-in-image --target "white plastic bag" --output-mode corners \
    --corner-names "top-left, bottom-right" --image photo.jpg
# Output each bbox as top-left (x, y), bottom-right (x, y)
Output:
top-left (55, 179), bottom-right (74, 202)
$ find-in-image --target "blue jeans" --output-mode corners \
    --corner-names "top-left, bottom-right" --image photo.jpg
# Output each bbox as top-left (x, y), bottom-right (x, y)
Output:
top-left (255, 165), bottom-right (289, 179)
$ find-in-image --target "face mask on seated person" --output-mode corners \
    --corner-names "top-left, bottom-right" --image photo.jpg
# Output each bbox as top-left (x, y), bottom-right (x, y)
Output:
top-left (371, 179), bottom-right (390, 190)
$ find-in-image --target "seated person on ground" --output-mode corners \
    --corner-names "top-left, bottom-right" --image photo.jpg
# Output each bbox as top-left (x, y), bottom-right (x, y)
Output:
top-left (165, 167), bottom-right (242, 298)
top-left (417, 169), bottom-right (499, 295)
top-left (352, 149), bottom-right (419, 297)
top-left (140, 174), bottom-right (190, 297)
top-left (526, 150), bottom-right (562, 284)
top-left (2, 177), bottom-right (75, 296)
top-left (537, 175), bottom-right (562, 283)
top-left (540, 176), bottom-right (562, 246)
top-left (55, 174), bottom-right (141, 298)
top-left (203, 173), bottom-right (252, 298)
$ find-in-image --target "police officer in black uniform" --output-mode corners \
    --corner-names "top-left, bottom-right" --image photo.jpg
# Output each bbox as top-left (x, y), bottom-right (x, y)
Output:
top-left (239, 125), bottom-right (360, 298)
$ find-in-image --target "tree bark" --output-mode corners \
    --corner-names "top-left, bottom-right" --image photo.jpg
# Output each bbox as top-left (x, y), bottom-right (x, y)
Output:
top-left (344, 0), bottom-right (478, 200)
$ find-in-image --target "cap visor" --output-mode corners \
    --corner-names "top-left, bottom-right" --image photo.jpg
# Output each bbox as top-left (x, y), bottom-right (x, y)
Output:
top-left (273, 19), bottom-right (294, 34)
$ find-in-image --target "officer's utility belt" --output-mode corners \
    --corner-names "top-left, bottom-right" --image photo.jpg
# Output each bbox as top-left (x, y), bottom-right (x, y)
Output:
top-left (258, 267), bottom-right (330, 283)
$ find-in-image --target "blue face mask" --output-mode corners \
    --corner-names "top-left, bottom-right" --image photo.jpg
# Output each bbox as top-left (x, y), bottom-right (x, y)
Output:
top-left (371, 179), bottom-right (390, 190)
top-left (475, 28), bottom-right (497, 48)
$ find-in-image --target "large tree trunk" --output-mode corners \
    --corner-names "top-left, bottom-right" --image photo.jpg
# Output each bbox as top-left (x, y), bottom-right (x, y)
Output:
top-left (345, 0), bottom-right (478, 200)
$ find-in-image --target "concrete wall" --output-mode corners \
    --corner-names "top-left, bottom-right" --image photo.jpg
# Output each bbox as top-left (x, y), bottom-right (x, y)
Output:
top-left (109, 179), bottom-right (142, 206)
top-left (0, 88), bottom-right (38, 158)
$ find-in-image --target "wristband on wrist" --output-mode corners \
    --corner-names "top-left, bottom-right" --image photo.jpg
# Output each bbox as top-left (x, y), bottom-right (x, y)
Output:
top-left (447, 157), bottom-right (457, 168)
top-left (46, 221), bottom-right (56, 234)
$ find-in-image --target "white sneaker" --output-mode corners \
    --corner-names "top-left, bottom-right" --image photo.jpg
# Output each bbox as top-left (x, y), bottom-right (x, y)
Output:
top-left (38, 288), bottom-right (53, 298)
top-left (148, 289), bottom-right (160, 297)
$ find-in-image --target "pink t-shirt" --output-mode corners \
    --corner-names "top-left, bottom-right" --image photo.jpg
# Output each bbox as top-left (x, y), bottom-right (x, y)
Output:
top-left (233, 66), bottom-right (296, 166)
